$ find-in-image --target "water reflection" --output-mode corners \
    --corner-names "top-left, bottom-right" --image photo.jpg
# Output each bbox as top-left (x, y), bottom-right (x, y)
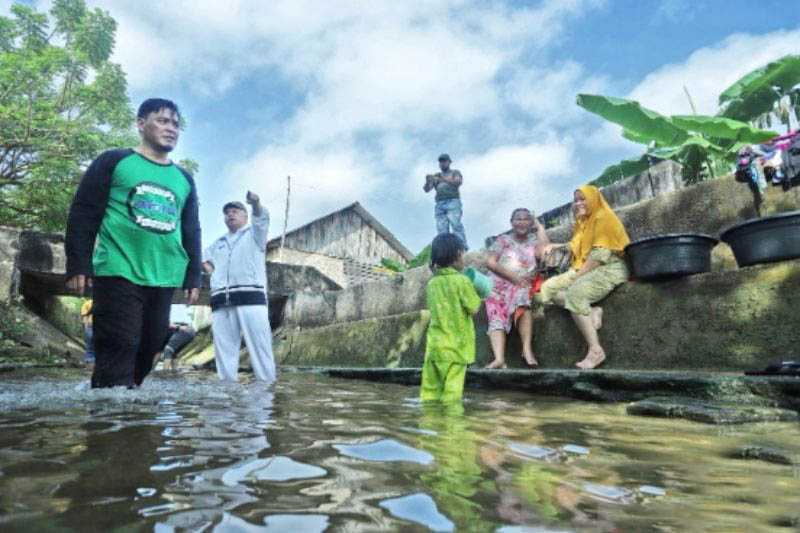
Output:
top-left (0, 369), bottom-right (798, 532)
top-left (333, 438), bottom-right (434, 465)
top-left (379, 492), bottom-right (454, 531)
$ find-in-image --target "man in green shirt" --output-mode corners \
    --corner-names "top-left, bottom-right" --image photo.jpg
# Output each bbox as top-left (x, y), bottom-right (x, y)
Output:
top-left (65, 98), bottom-right (202, 388)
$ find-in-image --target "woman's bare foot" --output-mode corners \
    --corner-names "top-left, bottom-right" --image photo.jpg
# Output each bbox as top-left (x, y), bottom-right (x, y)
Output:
top-left (485, 359), bottom-right (508, 369)
top-left (576, 347), bottom-right (606, 369)
top-left (590, 307), bottom-right (603, 330)
top-left (522, 351), bottom-right (539, 367)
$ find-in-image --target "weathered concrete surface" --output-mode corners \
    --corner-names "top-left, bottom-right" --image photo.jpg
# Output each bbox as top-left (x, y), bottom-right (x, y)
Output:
top-left (0, 302), bottom-right (83, 365)
top-left (540, 160), bottom-right (684, 228)
top-left (0, 227), bottom-right (67, 303)
top-left (277, 259), bottom-right (800, 372)
top-left (282, 267), bottom-right (431, 328)
top-left (626, 397), bottom-right (799, 424)
top-left (316, 366), bottom-right (800, 410)
top-left (21, 290), bottom-right (84, 343)
top-left (544, 172), bottom-right (800, 244)
top-left (276, 310), bottom-right (429, 367)
top-left (732, 445), bottom-right (797, 465)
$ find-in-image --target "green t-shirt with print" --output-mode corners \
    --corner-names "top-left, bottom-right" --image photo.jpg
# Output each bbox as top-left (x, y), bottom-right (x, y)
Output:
top-left (425, 267), bottom-right (482, 364)
top-left (93, 151), bottom-right (192, 286)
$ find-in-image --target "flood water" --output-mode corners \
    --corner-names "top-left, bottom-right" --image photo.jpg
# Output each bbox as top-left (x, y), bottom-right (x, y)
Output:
top-left (0, 368), bottom-right (799, 532)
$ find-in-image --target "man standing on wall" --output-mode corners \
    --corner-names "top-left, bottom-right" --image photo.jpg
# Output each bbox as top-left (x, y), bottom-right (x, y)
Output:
top-left (424, 153), bottom-right (468, 249)
top-left (65, 98), bottom-right (202, 388)
top-left (203, 192), bottom-right (276, 383)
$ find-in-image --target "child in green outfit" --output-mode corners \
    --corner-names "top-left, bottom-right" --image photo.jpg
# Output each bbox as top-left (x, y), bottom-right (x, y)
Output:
top-left (420, 233), bottom-right (486, 403)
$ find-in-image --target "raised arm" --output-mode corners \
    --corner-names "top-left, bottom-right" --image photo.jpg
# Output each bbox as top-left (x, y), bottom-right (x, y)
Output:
top-left (423, 173), bottom-right (437, 193)
top-left (247, 190), bottom-right (270, 250)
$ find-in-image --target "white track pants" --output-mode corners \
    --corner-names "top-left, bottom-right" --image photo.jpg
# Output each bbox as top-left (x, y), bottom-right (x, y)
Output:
top-left (212, 305), bottom-right (276, 383)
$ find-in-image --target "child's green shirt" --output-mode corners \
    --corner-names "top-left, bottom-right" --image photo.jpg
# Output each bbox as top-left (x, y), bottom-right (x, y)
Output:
top-left (425, 267), bottom-right (482, 364)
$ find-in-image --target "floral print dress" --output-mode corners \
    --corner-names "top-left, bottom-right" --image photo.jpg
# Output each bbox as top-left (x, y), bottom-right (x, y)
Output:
top-left (485, 233), bottom-right (538, 333)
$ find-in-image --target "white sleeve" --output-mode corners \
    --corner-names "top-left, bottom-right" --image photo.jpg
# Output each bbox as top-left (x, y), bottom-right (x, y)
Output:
top-left (202, 244), bottom-right (214, 265)
top-left (251, 209), bottom-right (270, 251)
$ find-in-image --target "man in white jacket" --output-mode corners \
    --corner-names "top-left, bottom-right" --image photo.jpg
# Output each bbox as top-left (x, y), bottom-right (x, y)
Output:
top-left (203, 191), bottom-right (276, 382)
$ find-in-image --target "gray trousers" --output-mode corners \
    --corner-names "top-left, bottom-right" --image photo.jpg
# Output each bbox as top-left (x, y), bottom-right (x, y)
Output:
top-left (212, 305), bottom-right (276, 382)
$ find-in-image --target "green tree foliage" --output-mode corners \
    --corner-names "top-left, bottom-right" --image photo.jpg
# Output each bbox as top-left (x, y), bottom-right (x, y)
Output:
top-left (0, 0), bottom-right (136, 231)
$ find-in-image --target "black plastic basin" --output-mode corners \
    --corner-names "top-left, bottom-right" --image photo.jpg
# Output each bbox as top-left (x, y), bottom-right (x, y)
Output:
top-left (720, 210), bottom-right (800, 267)
top-left (625, 234), bottom-right (718, 281)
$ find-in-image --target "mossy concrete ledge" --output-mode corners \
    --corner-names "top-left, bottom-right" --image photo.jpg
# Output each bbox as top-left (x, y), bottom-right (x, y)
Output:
top-left (313, 367), bottom-right (800, 422)
top-left (275, 311), bottom-right (430, 367)
top-left (276, 259), bottom-right (800, 371)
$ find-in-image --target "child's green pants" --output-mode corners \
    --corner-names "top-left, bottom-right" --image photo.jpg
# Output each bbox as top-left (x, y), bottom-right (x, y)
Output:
top-left (420, 359), bottom-right (467, 402)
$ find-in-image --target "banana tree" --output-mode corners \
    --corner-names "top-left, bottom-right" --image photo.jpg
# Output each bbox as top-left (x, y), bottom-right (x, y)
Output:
top-left (380, 245), bottom-right (432, 273)
top-left (719, 54), bottom-right (800, 131)
top-left (577, 94), bottom-right (778, 185)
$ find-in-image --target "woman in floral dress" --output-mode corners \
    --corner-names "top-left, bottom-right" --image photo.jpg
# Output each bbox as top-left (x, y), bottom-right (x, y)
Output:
top-left (484, 208), bottom-right (549, 369)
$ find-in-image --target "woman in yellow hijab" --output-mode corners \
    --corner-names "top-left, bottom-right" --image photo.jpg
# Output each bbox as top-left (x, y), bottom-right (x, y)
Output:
top-left (536, 185), bottom-right (630, 369)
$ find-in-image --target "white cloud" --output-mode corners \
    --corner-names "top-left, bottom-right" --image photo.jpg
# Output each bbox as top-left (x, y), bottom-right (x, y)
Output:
top-left (407, 140), bottom-right (576, 238)
top-left (629, 29), bottom-right (800, 116)
top-left (224, 142), bottom-right (378, 231)
top-left (503, 61), bottom-right (609, 127)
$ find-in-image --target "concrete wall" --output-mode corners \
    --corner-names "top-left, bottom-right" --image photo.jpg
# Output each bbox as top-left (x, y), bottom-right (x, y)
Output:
top-left (540, 160), bottom-right (683, 228)
top-left (544, 172), bottom-right (800, 245)
top-left (275, 259), bottom-right (800, 371)
top-left (275, 172), bottom-right (800, 372)
top-left (266, 248), bottom-right (348, 288)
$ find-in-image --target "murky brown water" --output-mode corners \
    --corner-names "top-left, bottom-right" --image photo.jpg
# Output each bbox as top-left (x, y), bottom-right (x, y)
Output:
top-left (0, 368), bottom-right (798, 532)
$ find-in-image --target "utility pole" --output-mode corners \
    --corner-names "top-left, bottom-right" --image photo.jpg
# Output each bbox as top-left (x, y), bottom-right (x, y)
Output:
top-left (683, 85), bottom-right (698, 115)
top-left (279, 175), bottom-right (290, 262)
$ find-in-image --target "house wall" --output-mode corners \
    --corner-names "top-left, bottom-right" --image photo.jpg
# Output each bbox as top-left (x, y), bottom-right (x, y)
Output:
top-left (271, 210), bottom-right (408, 263)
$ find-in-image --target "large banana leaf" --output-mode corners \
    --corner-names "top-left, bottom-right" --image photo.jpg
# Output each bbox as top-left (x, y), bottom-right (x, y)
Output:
top-left (671, 115), bottom-right (777, 143)
top-left (650, 136), bottom-right (727, 160)
top-left (718, 55), bottom-right (800, 121)
top-left (407, 244), bottom-right (431, 269)
top-left (719, 55), bottom-right (800, 103)
top-left (577, 94), bottom-right (689, 146)
top-left (590, 155), bottom-right (652, 187)
top-left (621, 128), bottom-right (654, 146)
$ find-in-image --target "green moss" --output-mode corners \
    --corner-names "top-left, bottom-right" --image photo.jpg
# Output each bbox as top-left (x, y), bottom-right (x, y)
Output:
top-left (275, 311), bottom-right (430, 367)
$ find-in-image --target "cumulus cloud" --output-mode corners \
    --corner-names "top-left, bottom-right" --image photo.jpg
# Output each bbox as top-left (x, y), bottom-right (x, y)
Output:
top-left (629, 29), bottom-right (800, 116)
top-left (224, 141), bottom-right (378, 230)
top-left (406, 140), bottom-right (576, 238)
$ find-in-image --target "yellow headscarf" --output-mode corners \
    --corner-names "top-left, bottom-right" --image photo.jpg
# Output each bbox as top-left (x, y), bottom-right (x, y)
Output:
top-left (569, 185), bottom-right (630, 269)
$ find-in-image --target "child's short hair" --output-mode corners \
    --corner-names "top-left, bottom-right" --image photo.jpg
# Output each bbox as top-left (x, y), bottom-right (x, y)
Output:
top-left (430, 233), bottom-right (466, 269)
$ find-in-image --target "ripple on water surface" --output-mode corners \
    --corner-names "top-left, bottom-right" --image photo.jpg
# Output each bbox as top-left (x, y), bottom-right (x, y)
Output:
top-left (333, 438), bottom-right (434, 465)
top-left (220, 456), bottom-right (326, 485)
top-left (0, 369), bottom-right (799, 532)
top-left (379, 492), bottom-right (454, 532)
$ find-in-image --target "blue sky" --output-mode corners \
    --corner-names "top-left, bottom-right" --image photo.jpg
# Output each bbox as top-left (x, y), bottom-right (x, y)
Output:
top-left (7, 0), bottom-right (800, 254)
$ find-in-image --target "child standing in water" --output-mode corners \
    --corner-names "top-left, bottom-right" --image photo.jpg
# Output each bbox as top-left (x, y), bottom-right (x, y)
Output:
top-left (421, 233), bottom-right (484, 403)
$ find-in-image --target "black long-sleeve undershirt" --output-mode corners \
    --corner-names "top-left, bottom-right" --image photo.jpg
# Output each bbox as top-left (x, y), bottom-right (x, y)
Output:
top-left (65, 148), bottom-right (203, 289)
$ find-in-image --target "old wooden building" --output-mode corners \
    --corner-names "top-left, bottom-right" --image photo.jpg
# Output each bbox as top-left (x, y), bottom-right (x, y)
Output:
top-left (265, 202), bottom-right (413, 288)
